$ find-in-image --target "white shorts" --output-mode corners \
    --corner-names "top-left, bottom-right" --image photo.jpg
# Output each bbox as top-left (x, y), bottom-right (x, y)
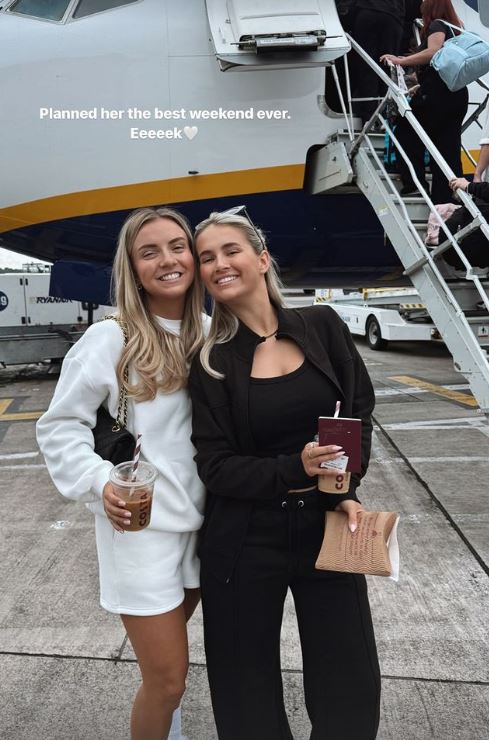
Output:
top-left (94, 514), bottom-right (200, 615)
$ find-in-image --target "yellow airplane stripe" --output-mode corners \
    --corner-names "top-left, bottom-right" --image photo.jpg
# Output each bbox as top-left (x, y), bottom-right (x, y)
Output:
top-left (0, 164), bottom-right (305, 234)
top-left (389, 375), bottom-right (478, 407)
top-left (462, 149), bottom-right (478, 174)
top-left (0, 147), bottom-right (479, 235)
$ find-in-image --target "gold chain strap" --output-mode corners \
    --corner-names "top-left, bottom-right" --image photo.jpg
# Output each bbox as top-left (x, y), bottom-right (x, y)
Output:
top-left (100, 314), bottom-right (129, 432)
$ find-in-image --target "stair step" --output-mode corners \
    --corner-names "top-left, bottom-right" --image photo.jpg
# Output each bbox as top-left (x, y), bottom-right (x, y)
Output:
top-left (398, 196), bottom-right (427, 204)
top-left (379, 172), bottom-right (433, 182)
top-left (335, 131), bottom-right (386, 154)
top-left (335, 130), bottom-right (386, 140)
top-left (446, 278), bottom-right (489, 286)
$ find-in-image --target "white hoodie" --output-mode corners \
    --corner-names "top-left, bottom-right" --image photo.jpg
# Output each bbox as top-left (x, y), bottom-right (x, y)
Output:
top-left (37, 315), bottom-right (210, 532)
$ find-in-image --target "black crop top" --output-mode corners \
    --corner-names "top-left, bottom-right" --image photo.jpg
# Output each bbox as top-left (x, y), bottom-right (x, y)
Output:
top-left (249, 358), bottom-right (339, 457)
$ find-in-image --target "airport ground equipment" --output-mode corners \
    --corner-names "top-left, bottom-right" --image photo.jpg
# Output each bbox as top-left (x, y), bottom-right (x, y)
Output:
top-left (314, 288), bottom-right (439, 350)
top-left (0, 269), bottom-right (110, 365)
top-left (307, 36), bottom-right (489, 413)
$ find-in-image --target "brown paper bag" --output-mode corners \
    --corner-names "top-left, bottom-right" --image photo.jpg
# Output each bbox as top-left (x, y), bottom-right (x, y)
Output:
top-left (315, 510), bottom-right (399, 578)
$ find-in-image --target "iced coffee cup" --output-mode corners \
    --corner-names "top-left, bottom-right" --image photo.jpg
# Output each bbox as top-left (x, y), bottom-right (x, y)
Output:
top-left (109, 461), bottom-right (157, 531)
top-left (318, 471), bottom-right (351, 494)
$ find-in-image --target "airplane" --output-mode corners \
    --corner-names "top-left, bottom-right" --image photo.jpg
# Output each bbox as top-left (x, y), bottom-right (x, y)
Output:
top-left (0, 0), bottom-right (487, 304)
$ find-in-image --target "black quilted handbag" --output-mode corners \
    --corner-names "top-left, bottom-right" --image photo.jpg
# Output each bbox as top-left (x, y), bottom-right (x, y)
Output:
top-left (92, 316), bottom-right (136, 464)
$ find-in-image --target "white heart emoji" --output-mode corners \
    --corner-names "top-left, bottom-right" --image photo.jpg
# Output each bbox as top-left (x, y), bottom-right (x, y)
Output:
top-left (184, 126), bottom-right (198, 141)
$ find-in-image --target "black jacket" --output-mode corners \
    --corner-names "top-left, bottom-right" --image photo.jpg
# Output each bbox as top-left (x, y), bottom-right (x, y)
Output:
top-left (355, 0), bottom-right (405, 24)
top-left (188, 305), bottom-right (375, 582)
top-left (468, 181), bottom-right (489, 202)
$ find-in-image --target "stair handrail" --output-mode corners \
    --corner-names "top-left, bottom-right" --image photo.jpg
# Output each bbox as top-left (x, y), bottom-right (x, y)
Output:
top-left (372, 113), bottom-right (489, 314)
top-left (342, 33), bottom-right (489, 314)
top-left (346, 33), bottom-right (489, 230)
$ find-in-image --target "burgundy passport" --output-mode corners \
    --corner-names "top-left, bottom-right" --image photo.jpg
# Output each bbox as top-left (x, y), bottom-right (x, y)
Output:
top-left (318, 416), bottom-right (362, 473)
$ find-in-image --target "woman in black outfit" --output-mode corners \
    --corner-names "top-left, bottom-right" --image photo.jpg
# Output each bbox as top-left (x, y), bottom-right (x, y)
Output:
top-left (189, 208), bottom-right (381, 740)
top-left (350, 0), bottom-right (405, 124)
top-left (380, 0), bottom-right (468, 203)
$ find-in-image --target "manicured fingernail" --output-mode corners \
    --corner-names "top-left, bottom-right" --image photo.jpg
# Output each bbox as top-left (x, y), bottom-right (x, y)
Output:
top-left (332, 446), bottom-right (343, 451)
top-left (118, 501), bottom-right (126, 507)
top-left (349, 523), bottom-right (357, 533)
top-left (334, 451), bottom-right (344, 458)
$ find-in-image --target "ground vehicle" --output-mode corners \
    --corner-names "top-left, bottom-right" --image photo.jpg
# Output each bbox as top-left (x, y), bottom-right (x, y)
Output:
top-left (0, 267), bottom-right (109, 364)
top-left (315, 288), bottom-right (440, 350)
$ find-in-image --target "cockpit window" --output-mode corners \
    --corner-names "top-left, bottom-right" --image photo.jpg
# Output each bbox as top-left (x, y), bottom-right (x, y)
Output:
top-left (73, 0), bottom-right (138, 18)
top-left (8, 0), bottom-right (71, 21)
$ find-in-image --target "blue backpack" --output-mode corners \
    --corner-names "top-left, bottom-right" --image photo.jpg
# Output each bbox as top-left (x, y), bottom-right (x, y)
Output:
top-left (431, 21), bottom-right (489, 91)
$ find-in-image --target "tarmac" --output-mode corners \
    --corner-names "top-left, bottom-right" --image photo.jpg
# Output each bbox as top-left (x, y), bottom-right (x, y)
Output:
top-left (1, 335), bottom-right (489, 740)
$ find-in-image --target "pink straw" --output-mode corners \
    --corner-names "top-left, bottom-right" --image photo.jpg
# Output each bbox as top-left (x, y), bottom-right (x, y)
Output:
top-left (130, 434), bottom-right (142, 483)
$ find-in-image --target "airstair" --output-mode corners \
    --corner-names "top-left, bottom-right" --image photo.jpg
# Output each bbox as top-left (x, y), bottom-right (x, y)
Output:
top-left (308, 35), bottom-right (489, 414)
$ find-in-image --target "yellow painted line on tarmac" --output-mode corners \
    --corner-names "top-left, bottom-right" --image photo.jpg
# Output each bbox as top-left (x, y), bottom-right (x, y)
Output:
top-left (0, 411), bottom-right (43, 422)
top-left (0, 399), bottom-right (44, 422)
top-left (0, 399), bottom-right (13, 415)
top-left (389, 376), bottom-right (478, 407)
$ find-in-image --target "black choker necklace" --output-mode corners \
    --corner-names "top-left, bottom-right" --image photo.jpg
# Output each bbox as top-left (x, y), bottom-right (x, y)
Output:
top-left (262, 328), bottom-right (278, 340)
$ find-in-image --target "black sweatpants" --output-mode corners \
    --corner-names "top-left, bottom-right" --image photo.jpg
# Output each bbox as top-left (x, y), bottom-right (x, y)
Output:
top-left (351, 9), bottom-right (403, 124)
top-left (200, 491), bottom-right (381, 740)
top-left (395, 85), bottom-right (469, 204)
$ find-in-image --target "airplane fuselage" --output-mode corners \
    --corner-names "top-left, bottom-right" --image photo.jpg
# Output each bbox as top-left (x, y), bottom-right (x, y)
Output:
top-left (0, 0), bottom-right (486, 299)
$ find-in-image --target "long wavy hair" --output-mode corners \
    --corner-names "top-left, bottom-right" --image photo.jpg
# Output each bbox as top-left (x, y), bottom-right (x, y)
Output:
top-left (421, 0), bottom-right (462, 39)
top-left (194, 210), bottom-right (284, 379)
top-left (111, 206), bottom-right (205, 400)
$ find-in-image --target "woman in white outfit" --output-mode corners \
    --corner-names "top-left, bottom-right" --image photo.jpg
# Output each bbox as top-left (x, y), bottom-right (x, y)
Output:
top-left (37, 207), bottom-right (210, 740)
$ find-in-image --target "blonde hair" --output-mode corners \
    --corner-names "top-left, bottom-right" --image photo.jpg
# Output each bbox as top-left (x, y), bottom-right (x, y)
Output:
top-left (194, 210), bottom-right (284, 379)
top-left (112, 206), bottom-right (205, 400)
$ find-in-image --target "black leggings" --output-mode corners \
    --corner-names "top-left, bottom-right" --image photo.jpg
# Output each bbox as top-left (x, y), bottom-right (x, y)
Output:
top-left (200, 492), bottom-right (381, 740)
top-left (395, 84), bottom-right (469, 204)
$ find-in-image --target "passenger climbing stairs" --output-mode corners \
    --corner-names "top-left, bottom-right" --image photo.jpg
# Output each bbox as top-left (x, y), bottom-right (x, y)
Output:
top-left (309, 34), bottom-right (489, 414)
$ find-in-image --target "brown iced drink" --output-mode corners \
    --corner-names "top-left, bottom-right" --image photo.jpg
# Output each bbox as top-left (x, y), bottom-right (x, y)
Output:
top-left (318, 471), bottom-right (351, 494)
top-left (109, 461), bottom-right (157, 532)
top-left (120, 488), bottom-right (153, 531)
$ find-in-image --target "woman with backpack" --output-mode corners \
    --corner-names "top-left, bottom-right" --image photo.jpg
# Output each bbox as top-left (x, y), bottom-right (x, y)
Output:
top-left (380, 0), bottom-right (468, 203)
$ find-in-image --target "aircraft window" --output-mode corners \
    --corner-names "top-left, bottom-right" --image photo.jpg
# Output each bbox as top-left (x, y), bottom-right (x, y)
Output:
top-left (73, 0), bottom-right (138, 18)
top-left (8, 0), bottom-right (71, 21)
